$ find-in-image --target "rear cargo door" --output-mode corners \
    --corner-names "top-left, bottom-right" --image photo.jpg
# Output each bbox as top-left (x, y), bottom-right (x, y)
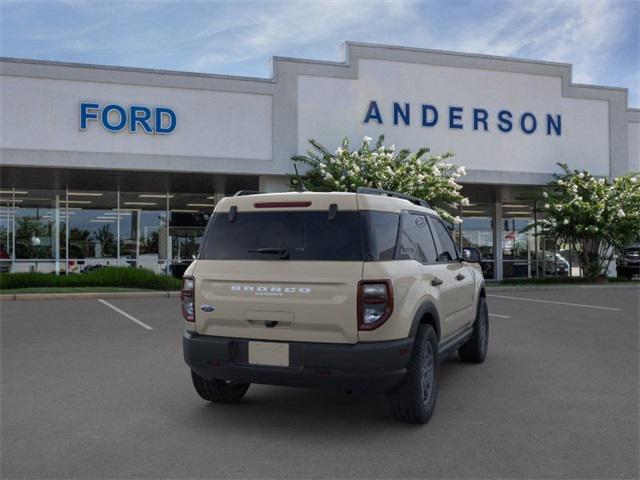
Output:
top-left (193, 195), bottom-right (363, 344)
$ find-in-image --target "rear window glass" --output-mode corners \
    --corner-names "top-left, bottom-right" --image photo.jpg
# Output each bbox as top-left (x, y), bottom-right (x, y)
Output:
top-left (200, 211), bottom-right (363, 261)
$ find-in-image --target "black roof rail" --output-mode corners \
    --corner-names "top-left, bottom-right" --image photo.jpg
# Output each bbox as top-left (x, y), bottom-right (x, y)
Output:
top-left (233, 190), bottom-right (262, 196)
top-left (356, 187), bottom-right (431, 208)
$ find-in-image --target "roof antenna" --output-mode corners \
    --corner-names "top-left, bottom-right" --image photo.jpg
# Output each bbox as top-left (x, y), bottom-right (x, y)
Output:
top-left (293, 163), bottom-right (308, 192)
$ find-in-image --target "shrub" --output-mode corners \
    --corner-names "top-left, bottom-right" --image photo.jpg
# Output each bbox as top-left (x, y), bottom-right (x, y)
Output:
top-left (0, 267), bottom-right (181, 291)
top-left (533, 164), bottom-right (640, 281)
top-left (292, 135), bottom-right (468, 223)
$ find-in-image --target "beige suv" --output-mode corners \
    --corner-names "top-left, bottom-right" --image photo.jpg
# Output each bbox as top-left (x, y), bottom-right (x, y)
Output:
top-left (182, 188), bottom-right (488, 423)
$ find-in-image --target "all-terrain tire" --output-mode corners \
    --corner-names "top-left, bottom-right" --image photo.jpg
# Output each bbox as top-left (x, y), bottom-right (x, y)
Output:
top-left (387, 324), bottom-right (439, 424)
top-left (191, 371), bottom-right (250, 404)
top-left (459, 296), bottom-right (489, 364)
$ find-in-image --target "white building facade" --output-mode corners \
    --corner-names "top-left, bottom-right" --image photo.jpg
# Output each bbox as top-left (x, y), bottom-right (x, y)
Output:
top-left (1, 42), bottom-right (638, 279)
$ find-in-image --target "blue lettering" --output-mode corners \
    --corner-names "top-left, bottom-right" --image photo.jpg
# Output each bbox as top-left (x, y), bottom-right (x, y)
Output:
top-left (421, 104), bottom-right (438, 127)
top-left (101, 104), bottom-right (127, 132)
top-left (497, 110), bottom-right (513, 133)
top-left (546, 114), bottom-right (561, 136)
top-left (155, 107), bottom-right (176, 134)
top-left (520, 112), bottom-right (537, 134)
top-left (449, 106), bottom-right (463, 129)
top-left (80, 102), bottom-right (99, 130)
top-left (393, 102), bottom-right (410, 126)
top-left (130, 105), bottom-right (153, 133)
top-left (364, 100), bottom-right (383, 124)
top-left (473, 108), bottom-right (488, 131)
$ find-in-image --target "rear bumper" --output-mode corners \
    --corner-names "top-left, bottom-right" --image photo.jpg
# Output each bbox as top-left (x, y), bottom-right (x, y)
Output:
top-left (183, 330), bottom-right (413, 393)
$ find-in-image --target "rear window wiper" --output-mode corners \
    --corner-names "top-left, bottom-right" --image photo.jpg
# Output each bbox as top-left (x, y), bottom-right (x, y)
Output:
top-left (248, 247), bottom-right (290, 259)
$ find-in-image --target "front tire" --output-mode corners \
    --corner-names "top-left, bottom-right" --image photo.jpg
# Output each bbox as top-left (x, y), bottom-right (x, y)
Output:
top-left (387, 324), bottom-right (439, 424)
top-left (191, 371), bottom-right (250, 404)
top-left (459, 296), bottom-right (489, 364)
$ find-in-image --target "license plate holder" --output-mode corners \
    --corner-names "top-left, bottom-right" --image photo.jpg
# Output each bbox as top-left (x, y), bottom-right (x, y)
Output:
top-left (248, 341), bottom-right (290, 367)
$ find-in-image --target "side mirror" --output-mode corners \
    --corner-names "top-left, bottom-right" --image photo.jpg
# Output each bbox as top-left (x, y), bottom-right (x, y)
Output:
top-left (463, 247), bottom-right (482, 263)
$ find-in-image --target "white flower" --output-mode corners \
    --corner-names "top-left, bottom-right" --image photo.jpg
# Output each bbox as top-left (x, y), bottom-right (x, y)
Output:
top-left (631, 176), bottom-right (638, 183)
top-left (555, 205), bottom-right (562, 211)
top-left (335, 147), bottom-right (343, 155)
top-left (618, 209), bottom-right (626, 218)
top-left (598, 178), bottom-right (605, 184)
top-left (363, 136), bottom-right (372, 143)
top-left (563, 219), bottom-right (569, 225)
top-left (557, 179), bottom-right (564, 185)
top-left (390, 144), bottom-right (395, 152)
top-left (453, 216), bottom-right (462, 224)
top-left (578, 172), bottom-right (584, 178)
top-left (456, 166), bottom-right (467, 176)
top-left (576, 196), bottom-right (582, 202)
top-left (460, 197), bottom-right (470, 206)
top-left (542, 191), bottom-right (548, 198)
top-left (544, 203), bottom-right (550, 209)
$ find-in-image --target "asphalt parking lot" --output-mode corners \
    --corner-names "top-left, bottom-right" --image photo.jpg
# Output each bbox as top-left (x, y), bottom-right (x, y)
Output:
top-left (1, 286), bottom-right (638, 479)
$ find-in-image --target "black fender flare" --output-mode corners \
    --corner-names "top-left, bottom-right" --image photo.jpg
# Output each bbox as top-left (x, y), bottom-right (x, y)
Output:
top-left (408, 300), bottom-right (441, 340)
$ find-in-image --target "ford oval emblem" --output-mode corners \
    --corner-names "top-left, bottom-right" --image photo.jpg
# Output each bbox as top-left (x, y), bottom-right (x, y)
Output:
top-left (200, 304), bottom-right (216, 312)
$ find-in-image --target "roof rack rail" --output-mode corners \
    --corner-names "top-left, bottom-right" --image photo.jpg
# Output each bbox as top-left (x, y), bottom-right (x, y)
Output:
top-left (356, 187), bottom-right (431, 208)
top-left (233, 190), bottom-right (262, 196)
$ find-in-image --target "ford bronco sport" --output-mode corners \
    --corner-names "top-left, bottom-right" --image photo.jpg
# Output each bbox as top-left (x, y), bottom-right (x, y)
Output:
top-left (182, 188), bottom-right (488, 423)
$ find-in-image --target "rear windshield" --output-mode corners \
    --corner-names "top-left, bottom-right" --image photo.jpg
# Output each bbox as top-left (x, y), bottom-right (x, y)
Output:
top-left (199, 210), bottom-right (400, 261)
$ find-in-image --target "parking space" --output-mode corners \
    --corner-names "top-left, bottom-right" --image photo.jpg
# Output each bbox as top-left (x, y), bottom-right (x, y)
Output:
top-left (1, 287), bottom-right (638, 479)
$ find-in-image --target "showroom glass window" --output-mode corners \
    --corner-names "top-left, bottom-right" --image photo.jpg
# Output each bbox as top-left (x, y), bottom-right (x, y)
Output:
top-left (460, 203), bottom-right (495, 279)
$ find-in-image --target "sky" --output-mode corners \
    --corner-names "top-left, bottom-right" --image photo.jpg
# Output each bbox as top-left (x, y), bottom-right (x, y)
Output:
top-left (1, 0), bottom-right (638, 106)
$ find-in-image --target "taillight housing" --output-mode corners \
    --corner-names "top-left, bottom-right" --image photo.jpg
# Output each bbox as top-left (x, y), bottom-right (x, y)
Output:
top-left (181, 276), bottom-right (195, 322)
top-left (358, 280), bottom-right (393, 331)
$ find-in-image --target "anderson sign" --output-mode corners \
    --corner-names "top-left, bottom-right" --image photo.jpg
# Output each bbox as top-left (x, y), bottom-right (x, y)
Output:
top-left (363, 100), bottom-right (562, 136)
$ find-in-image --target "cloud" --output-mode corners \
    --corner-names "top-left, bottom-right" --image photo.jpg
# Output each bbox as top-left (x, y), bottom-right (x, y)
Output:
top-left (1, 0), bottom-right (637, 104)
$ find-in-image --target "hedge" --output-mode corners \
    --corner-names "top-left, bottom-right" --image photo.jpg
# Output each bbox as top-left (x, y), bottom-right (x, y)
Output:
top-left (0, 267), bottom-right (181, 291)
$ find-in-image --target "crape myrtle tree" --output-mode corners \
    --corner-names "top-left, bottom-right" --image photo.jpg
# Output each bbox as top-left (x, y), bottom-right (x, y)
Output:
top-left (291, 135), bottom-right (468, 223)
top-left (535, 163), bottom-right (640, 280)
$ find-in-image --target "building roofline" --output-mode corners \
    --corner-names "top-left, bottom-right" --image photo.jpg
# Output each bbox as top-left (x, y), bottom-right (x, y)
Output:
top-left (1, 40), bottom-right (637, 109)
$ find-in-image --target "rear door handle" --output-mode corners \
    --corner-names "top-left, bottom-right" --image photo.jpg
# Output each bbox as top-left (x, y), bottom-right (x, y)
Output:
top-left (455, 273), bottom-right (466, 281)
top-left (431, 277), bottom-right (443, 287)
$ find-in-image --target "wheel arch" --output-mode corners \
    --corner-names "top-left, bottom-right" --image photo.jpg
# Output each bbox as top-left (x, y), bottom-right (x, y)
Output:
top-left (409, 301), bottom-right (441, 341)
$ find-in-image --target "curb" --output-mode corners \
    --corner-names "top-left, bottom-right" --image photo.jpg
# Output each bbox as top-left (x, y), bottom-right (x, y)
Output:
top-left (0, 291), bottom-right (181, 301)
top-left (487, 283), bottom-right (639, 292)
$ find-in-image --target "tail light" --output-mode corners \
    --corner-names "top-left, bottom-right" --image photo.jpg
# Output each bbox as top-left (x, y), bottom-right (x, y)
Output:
top-left (358, 280), bottom-right (393, 330)
top-left (181, 276), bottom-right (195, 322)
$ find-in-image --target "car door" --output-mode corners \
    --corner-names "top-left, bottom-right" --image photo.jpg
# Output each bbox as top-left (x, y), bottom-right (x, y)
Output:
top-left (428, 216), bottom-right (476, 336)
top-left (396, 211), bottom-right (458, 339)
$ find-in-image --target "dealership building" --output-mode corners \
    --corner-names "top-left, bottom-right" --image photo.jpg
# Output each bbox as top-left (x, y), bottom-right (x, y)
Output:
top-left (1, 42), bottom-right (638, 279)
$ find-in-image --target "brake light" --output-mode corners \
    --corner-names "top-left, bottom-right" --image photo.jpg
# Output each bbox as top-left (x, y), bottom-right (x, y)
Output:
top-left (358, 280), bottom-right (393, 330)
top-left (181, 276), bottom-right (195, 322)
top-left (254, 201), bottom-right (311, 208)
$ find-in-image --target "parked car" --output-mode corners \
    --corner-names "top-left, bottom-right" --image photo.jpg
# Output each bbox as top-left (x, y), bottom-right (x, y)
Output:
top-left (181, 188), bottom-right (488, 424)
top-left (535, 251), bottom-right (570, 276)
top-left (617, 243), bottom-right (640, 280)
top-left (0, 249), bottom-right (10, 273)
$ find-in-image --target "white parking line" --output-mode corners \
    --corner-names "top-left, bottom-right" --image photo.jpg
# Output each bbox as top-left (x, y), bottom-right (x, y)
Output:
top-left (97, 299), bottom-right (153, 330)
top-left (489, 313), bottom-right (511, 319)
top-left (487, 294), bottom-right (621, 311)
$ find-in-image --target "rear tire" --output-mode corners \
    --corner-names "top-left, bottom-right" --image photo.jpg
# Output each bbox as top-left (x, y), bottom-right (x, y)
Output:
top-left (459, 296), bottom-right (489, 364)
top-left (191, 371), bottom-right (250, 404)
top-left (387, 324), bottom-right (439, 424)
